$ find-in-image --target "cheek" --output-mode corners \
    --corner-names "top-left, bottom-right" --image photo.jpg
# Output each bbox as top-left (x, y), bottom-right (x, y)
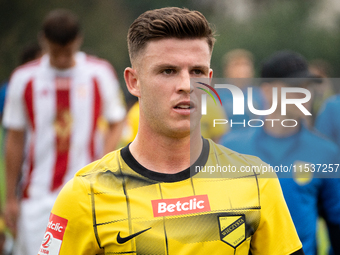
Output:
top-left (139, 82), bottom-right (160, 113)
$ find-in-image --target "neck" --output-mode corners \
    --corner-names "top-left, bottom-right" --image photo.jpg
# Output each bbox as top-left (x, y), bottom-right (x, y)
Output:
top-left (264, 111), bottom-right (301, 137)
top-left (129, 125), bottom-right (203, 174)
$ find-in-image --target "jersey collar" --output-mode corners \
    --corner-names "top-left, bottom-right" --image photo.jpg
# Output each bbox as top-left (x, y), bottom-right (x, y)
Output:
top-left (121, 138), bottom-right (210, 182)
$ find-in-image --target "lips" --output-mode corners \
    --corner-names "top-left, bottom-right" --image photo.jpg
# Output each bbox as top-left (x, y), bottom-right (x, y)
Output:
top-left (173, 100), bottom-right (195, 116)
top-left (174, 101), bottom-right (194, 109)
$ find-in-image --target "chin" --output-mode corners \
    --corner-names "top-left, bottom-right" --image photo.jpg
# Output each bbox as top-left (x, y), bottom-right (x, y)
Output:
top-left (163, 126), bottom-right (191, 139)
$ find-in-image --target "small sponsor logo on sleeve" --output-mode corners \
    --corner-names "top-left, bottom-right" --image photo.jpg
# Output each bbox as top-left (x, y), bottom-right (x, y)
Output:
top-left (38, 213), bottom-right (68, 255)
top-left (151, 194), bottom-right (211, 217)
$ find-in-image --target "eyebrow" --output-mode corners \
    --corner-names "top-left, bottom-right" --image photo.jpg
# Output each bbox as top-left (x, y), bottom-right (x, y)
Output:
top-left (192, 65), bottom-right (210, 72)
top-left (152, 64), bottom-right (210, 72)
top-left (153, 64), bottom-right (177, 70)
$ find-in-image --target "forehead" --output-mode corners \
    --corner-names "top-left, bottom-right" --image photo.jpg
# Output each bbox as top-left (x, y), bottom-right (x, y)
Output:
top-left (134, 38), bottom-right (211, 69)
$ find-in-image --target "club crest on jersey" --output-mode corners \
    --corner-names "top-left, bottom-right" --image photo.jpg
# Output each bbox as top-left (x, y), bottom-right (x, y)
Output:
top-left (218, 215), bottom-right (246, 248)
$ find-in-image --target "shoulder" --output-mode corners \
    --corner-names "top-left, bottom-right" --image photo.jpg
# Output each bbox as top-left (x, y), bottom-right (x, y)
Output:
top-left (302, 127), bottom-right (339, 153)
top-left (55, 149), bottom-right (123, 206)
top-left (324, 94), bottom-right (340, 106)
top-left (207, 139), bottom-right (274, 178)
top-left (75, 149), bottom-right (122, 178)
top-left (210, 139), bottom-right (259, 161)
top-left (83, 53), bottom-right (117, 76)
top-left (318, 94), bottom-right (340, 114)
top-left (9, 58), bottom-right (42, 84)
top-left (6, 59), bottom-right (42, 98)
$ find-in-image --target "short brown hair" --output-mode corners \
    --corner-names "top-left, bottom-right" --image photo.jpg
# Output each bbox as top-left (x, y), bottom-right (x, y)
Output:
top-left (127, 7), bottom-right (215, 63)
top-left (42, 9), bottom-right (80, 45)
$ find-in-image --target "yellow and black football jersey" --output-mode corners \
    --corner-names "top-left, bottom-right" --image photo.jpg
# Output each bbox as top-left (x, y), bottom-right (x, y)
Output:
top-left (45, 139), bottom-right (303, 255)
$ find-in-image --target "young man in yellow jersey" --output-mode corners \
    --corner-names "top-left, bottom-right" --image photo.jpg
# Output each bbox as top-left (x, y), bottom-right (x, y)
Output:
top-left (38, 7), bottom-right (304, 255)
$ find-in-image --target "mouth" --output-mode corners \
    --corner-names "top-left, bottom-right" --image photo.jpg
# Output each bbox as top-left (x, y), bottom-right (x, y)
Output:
top-left (174, 101), bottom-right (195, 109)
top-left (173, 101), bottom-right (195, 115)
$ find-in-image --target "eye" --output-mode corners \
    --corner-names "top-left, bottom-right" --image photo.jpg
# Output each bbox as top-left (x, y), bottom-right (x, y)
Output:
top-left (192, 69), bottom-right (204, 76)
top-left (162, 69), bottom-right (175, 75)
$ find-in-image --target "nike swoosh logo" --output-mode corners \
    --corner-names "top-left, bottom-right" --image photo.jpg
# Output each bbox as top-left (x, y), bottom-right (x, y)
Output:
top-left (117, 227), bottom-right (152, 244)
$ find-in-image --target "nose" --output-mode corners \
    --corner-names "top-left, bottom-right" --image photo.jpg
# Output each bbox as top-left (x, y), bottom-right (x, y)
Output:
top-left (177, 71), bottom-right (193, 94)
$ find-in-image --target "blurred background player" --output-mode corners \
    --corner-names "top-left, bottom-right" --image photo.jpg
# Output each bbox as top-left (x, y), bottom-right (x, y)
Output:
top-left (312, 58), bottom-right (340, 148)
top-left (0, 42), bottom-right (42, 121)
top-left (220, 50), bottom-right (340, 255)
top-left (2, 9), bottom-right (126, 255)
top-left (315, 93), bottom-right (340, 148)
top-left (216, 49), bottom-right (265, 131)
top-left (308, 59), bottom-right (334, 123)
top-left (0, 41), bottom-right (42, 255)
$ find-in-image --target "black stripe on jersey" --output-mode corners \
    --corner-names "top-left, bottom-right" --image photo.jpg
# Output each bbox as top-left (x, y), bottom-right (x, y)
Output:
top-left (158, 183), bottom-right (169, 255)
top-left (90, 183), bottom-right (103, 249)
top-left (190, 177), bottom-right (196, 195)
top-left (120, 138), bottom-right (210, 182)
top-left (119, 160), bottom-right (134, 250)
top-left (162, 218), bottom-right (169, 255)
top-left (239, 154), bottom-right (261, 206)
top-left (254, 169), bottom-right (261, 207)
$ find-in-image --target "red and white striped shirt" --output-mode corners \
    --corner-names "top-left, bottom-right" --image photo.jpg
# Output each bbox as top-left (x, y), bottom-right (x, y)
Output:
top-left (3, 52), bottom-right (126, 199)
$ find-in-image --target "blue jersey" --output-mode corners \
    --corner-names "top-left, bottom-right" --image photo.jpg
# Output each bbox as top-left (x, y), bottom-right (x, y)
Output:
top-left (220, 126), bottom-right (340, 255)
top-left (315, 95), bottom-right (340, 147)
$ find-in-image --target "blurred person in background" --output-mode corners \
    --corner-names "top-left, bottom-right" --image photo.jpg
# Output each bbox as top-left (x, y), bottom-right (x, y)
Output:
top-left (216, 49), bottom-right (265, 131)
top-left (0, 41), bottom-right (42, 255)
top-left (315, 92), bottom-right (340, 148)
top-left (2, 9), bottom-right (126, 255)
top-left (309, 59), bottom-right (334, 122)
top-left (221, 50), bottom-right (340, 255)
top-left (0, 42), bottom-right (42, 120)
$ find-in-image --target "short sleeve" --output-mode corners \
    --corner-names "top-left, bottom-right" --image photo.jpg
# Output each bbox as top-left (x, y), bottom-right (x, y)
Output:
top-left (250, 177), bottom-right (303, 254)
top-left (38, 177), bottom-right (100, 255)
top-left (2, 71), bottom-right (28, 129)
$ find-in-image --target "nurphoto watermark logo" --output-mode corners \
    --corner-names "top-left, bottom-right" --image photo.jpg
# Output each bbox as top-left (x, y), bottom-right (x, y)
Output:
top-left (195, 78), bottom-right (313, 128)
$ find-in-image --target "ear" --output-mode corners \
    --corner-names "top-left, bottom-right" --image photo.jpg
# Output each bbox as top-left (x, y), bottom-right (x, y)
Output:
top-left (209, 68), bottom-right (213, 79)
top-left (124, 67), bottom-right (141, 97)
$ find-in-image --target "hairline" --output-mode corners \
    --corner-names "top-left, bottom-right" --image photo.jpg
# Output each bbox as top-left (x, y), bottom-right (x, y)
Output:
top-left (130, 37), bottom-right (213, 68)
